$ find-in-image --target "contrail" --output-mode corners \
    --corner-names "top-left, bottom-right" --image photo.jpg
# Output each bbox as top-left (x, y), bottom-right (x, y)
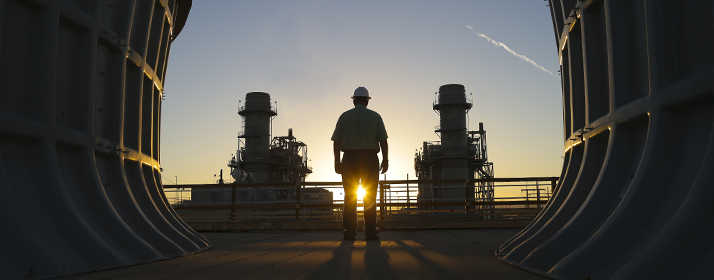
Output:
top-left (465, 25), bottom-right (555, 77)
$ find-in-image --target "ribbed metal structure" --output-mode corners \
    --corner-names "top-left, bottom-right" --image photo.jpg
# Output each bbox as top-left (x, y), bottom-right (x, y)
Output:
top-left (0, 0), bottom-right (208, 278)
top-left (498, 0), bottom-right (714, 279)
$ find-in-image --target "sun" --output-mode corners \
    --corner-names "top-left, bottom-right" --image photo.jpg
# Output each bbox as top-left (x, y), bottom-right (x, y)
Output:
top-left (357, 185), bottom-right (366, 201)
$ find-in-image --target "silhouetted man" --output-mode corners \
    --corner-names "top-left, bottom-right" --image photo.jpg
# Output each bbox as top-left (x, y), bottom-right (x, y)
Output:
top-left (332, 86), bottom-right (388, 241)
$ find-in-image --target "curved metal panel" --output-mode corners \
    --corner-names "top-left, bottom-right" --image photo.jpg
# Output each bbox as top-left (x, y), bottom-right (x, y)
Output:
top-left (0, 0), bottom-right (206, 278)
top-left (507, 129), bottom-right (609, 263)
top-left (498, 144), bottom-right (584, 254)
top-left (522, 117), bottom-right (649, 271)
top-left (500, 0), bottom-right (714, 278)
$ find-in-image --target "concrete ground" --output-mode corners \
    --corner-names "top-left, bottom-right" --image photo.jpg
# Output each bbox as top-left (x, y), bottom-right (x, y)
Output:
top-left (75, 230), bottom-right (544, 280)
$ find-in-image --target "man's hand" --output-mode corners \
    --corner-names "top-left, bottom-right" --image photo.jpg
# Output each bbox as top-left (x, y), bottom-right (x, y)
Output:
top-left (334, 159), bottom-right (343, 174)
top-left (379, 140), bottom-right (389, 174)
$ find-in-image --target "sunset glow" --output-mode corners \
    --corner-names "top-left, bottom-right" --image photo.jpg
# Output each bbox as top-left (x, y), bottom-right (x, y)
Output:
top-left (161, 1), bottom-right (563, 191)
top-left (357, 185), bottom-right (366, 201)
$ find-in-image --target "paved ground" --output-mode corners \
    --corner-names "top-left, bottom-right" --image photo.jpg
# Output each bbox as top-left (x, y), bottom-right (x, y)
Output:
top-left (75, 230), bottom-right (544, 279)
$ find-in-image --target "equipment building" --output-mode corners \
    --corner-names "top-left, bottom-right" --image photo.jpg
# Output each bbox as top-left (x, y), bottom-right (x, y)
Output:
top-left (190, 92), bottom-right (331, 210)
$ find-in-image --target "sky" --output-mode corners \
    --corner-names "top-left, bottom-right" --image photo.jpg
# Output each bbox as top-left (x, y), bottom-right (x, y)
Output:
top-left (160, 0), bottom-right (564, 186)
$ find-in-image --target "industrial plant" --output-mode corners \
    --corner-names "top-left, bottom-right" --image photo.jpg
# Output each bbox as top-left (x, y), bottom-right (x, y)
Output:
top-left (190, 92), bottom-right (331, 209)
top-left (415, 84), bottom-right (495, 210)
top-left (4, 0), bottom-right (711, 277)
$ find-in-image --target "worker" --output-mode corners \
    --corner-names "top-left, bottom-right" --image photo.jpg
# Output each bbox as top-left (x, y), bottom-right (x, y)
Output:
top-left (332, 86), bottom-right (389, 241)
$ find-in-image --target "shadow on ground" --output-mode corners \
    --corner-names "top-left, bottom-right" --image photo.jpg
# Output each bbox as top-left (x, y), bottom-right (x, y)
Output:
top-left (73, 230), bottom-right (544, 279)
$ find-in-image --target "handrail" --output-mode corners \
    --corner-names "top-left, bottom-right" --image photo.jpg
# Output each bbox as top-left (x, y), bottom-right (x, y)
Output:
top-left (165, 176), bottom-right (559, 220)
top-left (162, 177), bottom-right (559, 189)
top-left (173, 199), bottom-right (551, 210)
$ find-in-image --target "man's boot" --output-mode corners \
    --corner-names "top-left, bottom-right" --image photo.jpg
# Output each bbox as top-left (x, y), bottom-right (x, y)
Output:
top-left (365, 227), bottom-right (379, 241)
top-left (344, 230), bottom-right (355, 241)
top-left (366, 232), bottom-right (379, 241)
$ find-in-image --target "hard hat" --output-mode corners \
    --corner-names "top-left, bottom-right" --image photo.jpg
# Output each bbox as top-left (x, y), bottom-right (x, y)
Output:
top-left (352, 86), bottom-right (371, 99)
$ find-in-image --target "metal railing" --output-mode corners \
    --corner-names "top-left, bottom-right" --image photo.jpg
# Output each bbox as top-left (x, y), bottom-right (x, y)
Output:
top-left (163, 177), bottom-right (558, 223)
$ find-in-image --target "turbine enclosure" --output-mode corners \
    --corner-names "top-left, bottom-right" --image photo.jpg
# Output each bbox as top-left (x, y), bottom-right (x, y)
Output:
top-left (0, 0), bottom-right (208, 278)
top-left (499, 1), bottom-right (714, 279)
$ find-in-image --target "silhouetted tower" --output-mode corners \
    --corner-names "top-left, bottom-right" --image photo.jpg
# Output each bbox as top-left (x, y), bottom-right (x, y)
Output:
top-left (239, 92), bottom-right (276, 182)
top-left (433, 84), bottom-right (474, 203)
top-left (435, 84), bottom-right (472, 155)
top-left (415, 84), bottom-right (494, 211)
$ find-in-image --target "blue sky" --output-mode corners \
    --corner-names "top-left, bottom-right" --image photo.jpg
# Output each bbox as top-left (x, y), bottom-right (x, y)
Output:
top-left (160, 0), bottom-right (563, 184)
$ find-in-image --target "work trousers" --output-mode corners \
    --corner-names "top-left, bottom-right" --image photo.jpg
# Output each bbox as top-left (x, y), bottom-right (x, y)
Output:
top-left (341, 150), bottom-right (379, 236)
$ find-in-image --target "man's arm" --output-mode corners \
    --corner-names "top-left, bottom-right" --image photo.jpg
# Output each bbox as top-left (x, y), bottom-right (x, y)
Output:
top-left (332, 115), bottom-right (343, 174)
top-left (379, 140), bottom-right (388, 174)
top-left (333, 141), bottom-right (342, 174)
